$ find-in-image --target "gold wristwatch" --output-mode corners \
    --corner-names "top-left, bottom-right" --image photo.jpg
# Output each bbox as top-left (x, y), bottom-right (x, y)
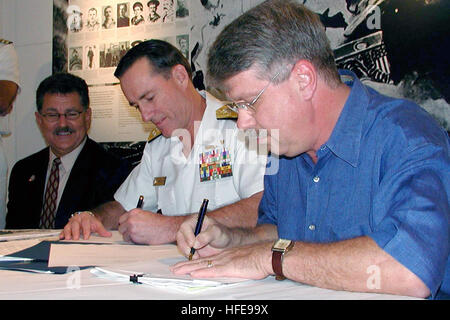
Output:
top-left (271, 238), bottom-right (294, 280)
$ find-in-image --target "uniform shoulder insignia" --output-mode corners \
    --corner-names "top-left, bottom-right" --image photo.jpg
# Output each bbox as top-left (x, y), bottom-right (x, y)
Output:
top-left (147, 126), bottom-right (162, 143)
top-left (0, 39), bottom-right (13, 45)
top-left (216, 104), bottom-right (238, 120)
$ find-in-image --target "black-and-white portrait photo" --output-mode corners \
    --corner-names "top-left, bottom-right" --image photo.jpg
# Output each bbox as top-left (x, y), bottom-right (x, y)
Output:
top-left (117, 2), bottom-right (130, 27)
top-left (85, 7), bottom-right (100, 31)
top-left (68, 46), bottom-right (82, 70)
top-left (67, 4), bottom-right (83, 32)
top-left (102, 5), bottom-right (116, 29)
top-left (176, 34), bottom-right (189, 60)
top-left (84, 45), bottom-right (96, 70)
top-left (176, 0), bottom-right (189, 18)
top-left (147, 0), bottom-right (161, 23)
top-left (161, 0), bottom-right (175, 23)
top-left (131, 2), bottom-right (145, 25)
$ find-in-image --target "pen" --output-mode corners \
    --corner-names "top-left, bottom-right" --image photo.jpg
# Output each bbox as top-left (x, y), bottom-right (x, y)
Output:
top-left (136, 195), bottom-right (144, 209)
top-left (188, 198), bottom-right (209, 260)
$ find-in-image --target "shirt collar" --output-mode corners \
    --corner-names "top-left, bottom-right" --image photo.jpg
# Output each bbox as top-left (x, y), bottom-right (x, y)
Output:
top-left (324, 70), bottom-right (369, 167)
top-left (49, 136), bottom-right (87, 172)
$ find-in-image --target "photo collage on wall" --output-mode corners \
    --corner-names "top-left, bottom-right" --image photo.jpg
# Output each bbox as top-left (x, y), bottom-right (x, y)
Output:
top-left (53, 0), bottom-right (191, 163)
top-left (65, 0), bottom-right (190, 74)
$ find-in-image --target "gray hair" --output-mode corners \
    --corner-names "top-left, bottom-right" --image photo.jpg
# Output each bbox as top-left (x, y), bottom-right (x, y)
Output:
top-left (207, 0), bottom-right (340, 88)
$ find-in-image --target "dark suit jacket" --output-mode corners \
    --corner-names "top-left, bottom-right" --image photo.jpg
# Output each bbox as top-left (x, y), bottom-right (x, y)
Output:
top-left (6, 137), bottom-right (132, 229)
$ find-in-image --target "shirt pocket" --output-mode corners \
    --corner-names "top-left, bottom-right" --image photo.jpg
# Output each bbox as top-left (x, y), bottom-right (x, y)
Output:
top-left (155, 183), bottom-right (177, 215)
top-left (210, 176), bottom-right (239, 210)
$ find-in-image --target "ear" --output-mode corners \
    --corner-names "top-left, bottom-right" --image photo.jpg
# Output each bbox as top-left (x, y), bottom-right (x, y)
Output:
top-left (171, 64), bottom-right (189, 89)
top-left (35, 111), bottom-right (43, 128)
top-left (291, 60), bottom-right (317, 101)
top-left (84, 107), bottom-right (92, 130)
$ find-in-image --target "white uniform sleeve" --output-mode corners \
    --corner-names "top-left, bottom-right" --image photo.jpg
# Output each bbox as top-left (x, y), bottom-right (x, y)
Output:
top-left (0, 44), bottom-right (20, 85)
top-left (114, 144), bottom-right (157, 211)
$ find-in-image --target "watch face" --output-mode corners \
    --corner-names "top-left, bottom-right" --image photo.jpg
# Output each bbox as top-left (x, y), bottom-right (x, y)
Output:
top-left (274, 238), bottom-right (292, 250)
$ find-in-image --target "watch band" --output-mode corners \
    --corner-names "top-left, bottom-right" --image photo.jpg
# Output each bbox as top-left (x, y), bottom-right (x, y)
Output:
top-left (272, 240), bottom-right (294, 281)
top-left (272, 250), bottom-right (286, 280)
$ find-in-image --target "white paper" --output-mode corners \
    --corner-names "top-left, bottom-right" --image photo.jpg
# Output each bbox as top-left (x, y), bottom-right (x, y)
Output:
top-left (62, 230), bottom-right (128, 244)
top-left (0, 229), bottom-right (61, 242)
top-left (48, 243), bottom-right (175, 267)
top-left (91, 267), bottom-right (234, 293)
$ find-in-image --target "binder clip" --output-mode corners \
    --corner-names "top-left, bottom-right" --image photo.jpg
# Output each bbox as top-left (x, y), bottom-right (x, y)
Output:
top-left (130, 274), bottom-right (142, 284)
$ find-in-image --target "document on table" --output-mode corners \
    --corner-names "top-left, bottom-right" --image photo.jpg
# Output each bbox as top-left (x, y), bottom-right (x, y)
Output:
top-left (48, 242), bottom-right (248, 293)
top-left (48, 243), bottom-right (175, 267)
top-left (0, 229), bottom-right (61, 242)
top-left (90, 266), bottom-right (244, 293)
top-left (61, 230), bottom-right (129, 244)
top-left (0, 240), bottom-right (85, 274)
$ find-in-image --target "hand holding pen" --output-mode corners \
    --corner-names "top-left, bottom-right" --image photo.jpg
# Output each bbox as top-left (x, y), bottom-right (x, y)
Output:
top-left (189, 199), bottom-right (209, 260)
top-left (136, 195), bottom-right (162, 214)
top-left (136, 195), bottom-right (144, 208)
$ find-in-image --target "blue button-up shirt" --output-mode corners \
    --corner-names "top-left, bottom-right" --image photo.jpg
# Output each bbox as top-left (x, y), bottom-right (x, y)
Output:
top-left (258, 70), bottom-right (449, 299)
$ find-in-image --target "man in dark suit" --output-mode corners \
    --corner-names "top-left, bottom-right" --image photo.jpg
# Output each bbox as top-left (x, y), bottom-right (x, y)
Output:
top-left (6, 73), bottom-right (131, 229)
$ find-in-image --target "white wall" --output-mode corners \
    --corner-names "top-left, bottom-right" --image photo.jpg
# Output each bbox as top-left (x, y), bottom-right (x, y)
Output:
top-left (0, 0), bottom-right (52, 172)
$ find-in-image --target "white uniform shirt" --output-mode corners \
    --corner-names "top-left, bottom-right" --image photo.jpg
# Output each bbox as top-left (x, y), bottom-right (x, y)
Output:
top-left (0, 43), bottom-right (20, 85)
top-left (0, 42), bottom-right (20, 228)
top-left (0, 42), bottom-right (20, 135)
top-left (114, 92), bottom-right (267, 215)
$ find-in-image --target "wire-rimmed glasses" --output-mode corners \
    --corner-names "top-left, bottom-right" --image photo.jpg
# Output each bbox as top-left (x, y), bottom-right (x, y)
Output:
top-left (39, 110), bottom-right (85, 122)
top-left (226, 70), bottom-right (281, 113)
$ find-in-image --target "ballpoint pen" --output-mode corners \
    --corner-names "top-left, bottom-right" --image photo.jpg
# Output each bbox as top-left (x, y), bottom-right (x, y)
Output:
top-left (188, 198), bottom-right (209, 260)
top-left (136, 195), bottom-right (144, 209)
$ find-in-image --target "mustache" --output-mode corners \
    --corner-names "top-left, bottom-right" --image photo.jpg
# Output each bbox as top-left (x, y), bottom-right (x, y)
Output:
top-left (54, 126), bottom-right (75, 135)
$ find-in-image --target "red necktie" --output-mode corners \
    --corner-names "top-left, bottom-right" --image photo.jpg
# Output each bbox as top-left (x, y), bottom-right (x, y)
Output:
top-left (40, 158), bottom-right (61, 229)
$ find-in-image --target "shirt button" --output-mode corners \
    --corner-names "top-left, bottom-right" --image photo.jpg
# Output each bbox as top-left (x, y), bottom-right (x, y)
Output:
top-left (308, 224), bottom-right (316, 231)
top-left (313, 176), bottom-right (320, 183)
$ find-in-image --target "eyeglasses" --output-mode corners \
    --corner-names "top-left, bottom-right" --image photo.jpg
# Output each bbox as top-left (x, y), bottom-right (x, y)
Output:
top-left (39, 110), bottom-right (85, 122)
top-left (226, 70), bottom-right (281, 113)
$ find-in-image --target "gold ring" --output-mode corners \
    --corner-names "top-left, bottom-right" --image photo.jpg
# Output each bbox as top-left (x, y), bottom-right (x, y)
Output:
top-left (70, 211), bottom-right (94, 218)
top-left (207, 260), bottom-right (213, 268)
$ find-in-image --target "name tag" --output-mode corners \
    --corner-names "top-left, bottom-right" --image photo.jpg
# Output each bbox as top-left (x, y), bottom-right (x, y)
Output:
top-left (153, 176), bottom-right (167, 186)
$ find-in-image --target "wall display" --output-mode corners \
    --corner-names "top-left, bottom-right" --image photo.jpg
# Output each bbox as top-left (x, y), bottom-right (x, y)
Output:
top-left (186, 0), bottom-right (449, 133)
top-left (54, 0), bottom-right (190, 145)
top-left (53, 0), bottom-right (192, 164)
top-left (311, 0), bottom-right (449, 132)
top-left (53, 0), bottom-right (449, 164)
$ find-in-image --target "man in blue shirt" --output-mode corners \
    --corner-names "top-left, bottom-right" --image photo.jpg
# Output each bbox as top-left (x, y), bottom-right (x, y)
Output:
top-left (172, 0), bottom-right (449, 299)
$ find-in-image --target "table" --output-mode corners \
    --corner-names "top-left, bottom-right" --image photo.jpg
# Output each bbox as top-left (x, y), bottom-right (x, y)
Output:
top-left (0, 230), bottom-right (420, 301)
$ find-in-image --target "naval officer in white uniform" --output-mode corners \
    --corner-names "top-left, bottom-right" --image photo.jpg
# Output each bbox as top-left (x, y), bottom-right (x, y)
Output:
top-left (61, 40), bottom-right (267, 244)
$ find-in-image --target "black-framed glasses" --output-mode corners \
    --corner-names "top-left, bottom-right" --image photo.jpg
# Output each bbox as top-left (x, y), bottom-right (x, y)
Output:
top-left (226, 70), bottom-right (281, 113)
top-left (39, 110), bottom-right (85, 122)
